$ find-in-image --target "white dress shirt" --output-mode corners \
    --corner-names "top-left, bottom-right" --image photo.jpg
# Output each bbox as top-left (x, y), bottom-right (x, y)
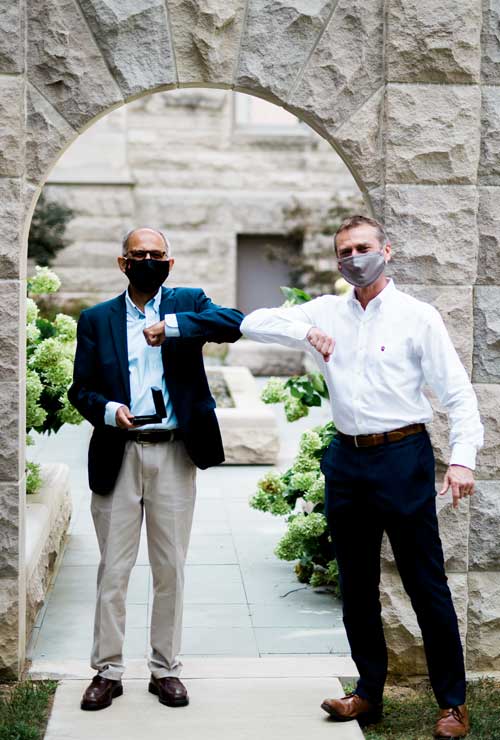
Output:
top-left (241, 279), bottom-right (483, 470)
top-left (104, 288), bottom-right (180, 430)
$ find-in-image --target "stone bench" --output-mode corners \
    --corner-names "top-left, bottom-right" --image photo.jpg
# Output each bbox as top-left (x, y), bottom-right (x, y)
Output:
top-left (226, 339), bottom-right (307, 377)
top-left (215, 366), bottom-right (279, 464)
top-left (26, 464), bottom-right (72, 637)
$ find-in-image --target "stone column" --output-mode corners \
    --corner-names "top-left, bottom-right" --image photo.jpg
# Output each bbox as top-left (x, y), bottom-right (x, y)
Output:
top-left (0, 0), bottom-right (28, 680)
top-left (465, 2), bottom-right (500, 670)
top-left (381, 0), bottom-right (484, 675)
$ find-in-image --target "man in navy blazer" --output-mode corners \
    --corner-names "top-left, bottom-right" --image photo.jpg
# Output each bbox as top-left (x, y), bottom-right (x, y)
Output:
top-left (68, 227), bottom-right (243, 711)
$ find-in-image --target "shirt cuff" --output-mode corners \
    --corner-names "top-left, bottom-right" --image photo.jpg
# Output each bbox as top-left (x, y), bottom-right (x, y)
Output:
top-left (104, 401), bottom-right (123, 427)
top-left (450, 443), bottom-right (477, 471)
top-left (288, 321), bottom-right (313, 342)
top-left (164, 313), bottom-right (180, 337)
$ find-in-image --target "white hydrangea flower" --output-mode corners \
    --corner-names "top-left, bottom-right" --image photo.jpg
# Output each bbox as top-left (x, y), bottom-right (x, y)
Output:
top-left (28, 266), bottom-right (61, 296)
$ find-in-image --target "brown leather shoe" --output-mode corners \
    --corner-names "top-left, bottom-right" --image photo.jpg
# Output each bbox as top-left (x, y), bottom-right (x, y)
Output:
top-left (321, 692), bottom-right (383, 726)
top-left (80, 674), bottom-right (123, 711)
top-left (149, 675), bottom-right (189, 707)
top-left (434, 705), bottom-right (470, 738)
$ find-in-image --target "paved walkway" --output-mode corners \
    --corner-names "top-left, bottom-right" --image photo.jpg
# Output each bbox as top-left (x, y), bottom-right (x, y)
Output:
top-left (27, 386), bottom-right (362, 739)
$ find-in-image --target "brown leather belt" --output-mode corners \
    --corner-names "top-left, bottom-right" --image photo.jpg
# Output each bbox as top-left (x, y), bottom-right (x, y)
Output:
top-left (336, 423), bottom-right (426, 448)
top-left (126, 428), bottom-right (182, 444)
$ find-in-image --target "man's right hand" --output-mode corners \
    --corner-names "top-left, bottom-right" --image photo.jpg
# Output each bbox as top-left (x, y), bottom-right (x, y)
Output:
top-left (306, 327), bottom-right (335, 362)
top-left (115, 405), bottom-right (136, 429)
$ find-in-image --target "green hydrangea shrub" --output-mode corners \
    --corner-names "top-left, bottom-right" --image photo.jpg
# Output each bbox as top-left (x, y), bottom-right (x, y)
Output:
top-left (250, 422), bottom-right (339, 595)
top-left (26, 267), bottom-right (83, 493)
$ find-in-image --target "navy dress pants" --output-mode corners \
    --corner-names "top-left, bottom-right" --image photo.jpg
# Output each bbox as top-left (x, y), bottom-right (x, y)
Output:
top-left (321, 430), bottom-right (466, 709)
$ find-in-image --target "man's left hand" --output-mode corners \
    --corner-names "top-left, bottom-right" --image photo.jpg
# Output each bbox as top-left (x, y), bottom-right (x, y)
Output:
top-left (144, 320), bottom-right (166, 347)
top-left (439, 465), bottom-right (475, 509)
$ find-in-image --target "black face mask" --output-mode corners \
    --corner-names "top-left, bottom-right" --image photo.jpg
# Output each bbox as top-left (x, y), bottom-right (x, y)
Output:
top-left (125, 258), bottom-right (170, 293)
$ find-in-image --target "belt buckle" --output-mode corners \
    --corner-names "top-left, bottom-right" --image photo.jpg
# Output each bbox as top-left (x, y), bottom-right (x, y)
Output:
top-left (136, 431), bottom-right (153, 445)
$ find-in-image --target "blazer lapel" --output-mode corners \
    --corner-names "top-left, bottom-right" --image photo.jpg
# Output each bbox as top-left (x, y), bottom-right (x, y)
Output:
top-left (159, 285), bottom-right (177, 321)
top-left (108, 292), bottom-right (131, 404)
top-left (160, 286), bottom-right (177, 366)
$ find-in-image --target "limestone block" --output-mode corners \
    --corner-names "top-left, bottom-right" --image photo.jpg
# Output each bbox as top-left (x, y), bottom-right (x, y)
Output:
top-left (0, 180), bottom-right (25, 280)
top-left (479, 86), bottom-right (500, 185)
top-left (236, 0), bottom-right (335, 102)
top-left (381, 571), bottom-right (468, 675)
top-left (384, 185), bottom-right (478, 284)
top-left (226, 339), bottom-right (307, 377)
top-left (27, 0), bottom-right (123, 130)
top-left (333, 87), bottom-right (384, 191)
top-left (477, 187), bottom-right (500, 285)
top-left (0, 382), bottom-right (24, 482)
top-left (429, 384), bottom-right (499, 480)
top-left (0, 1), bottom-right (23, 72)
top-left (481, 0), bottom-right (500, 83)
top-left (386, 0), bottom-right (481, 83)
top-left (0, 76), bottom-right (24, 178)
top-left (26, 464), bottom-right (71, 634)
top-left (381, 495), bottom-right (469, 573)
top-left (0, 482), bottom-right (21, 579)
top-left (51, 266), bottom-right (126, 294)
top-left (53, 240), bottom-right (129, 269)
top-left (398, 285), bottom-right (473, 375)
top-left (0, 578), bottom-right (23, 680)
top-left (78, 0), bottom-right (175, 99)
top-left (0, 281), bottom-right (21, 383)
top-left (467, 572), bottom-right (500, 670)
top-left (26, 84), bottom-right (76, 185)
top-left (385, 84), bottom-right (480, 185)
top-left (474, 384), bottom-right (500, 479)
top-left (366, 187), bottom-right (384, 222)
top-left (473, 287), bottom-right (500, 382)
top-left (44, 184), bottom-right (135, 220)
top-left (288, 0), bottom-right (383, 136)
top-left (167, 0), bottom-right (246, 86)
top-left (469, 480), bottom-right (500, 570)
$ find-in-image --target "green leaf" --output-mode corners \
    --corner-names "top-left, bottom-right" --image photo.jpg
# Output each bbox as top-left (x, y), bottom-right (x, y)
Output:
top-left (308, 394), bottom-right (322, 407)
top-left (310, 372), bottom-right (326, 394)
top-left (279, 286), bottom-right (312, 305)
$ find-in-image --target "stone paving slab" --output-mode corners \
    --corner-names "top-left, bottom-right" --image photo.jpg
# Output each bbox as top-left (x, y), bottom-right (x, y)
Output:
top-left (43, 675), bottom-right (364, 740)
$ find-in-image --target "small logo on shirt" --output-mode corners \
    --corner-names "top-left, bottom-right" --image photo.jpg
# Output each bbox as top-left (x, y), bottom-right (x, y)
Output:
top-left (381, 346), bottom-right (385, 352)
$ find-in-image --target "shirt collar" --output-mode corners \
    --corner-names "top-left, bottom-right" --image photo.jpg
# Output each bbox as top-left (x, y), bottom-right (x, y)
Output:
top-left (347, 278), bottom-right (397, 311)
top-left (125, 287), bottom-right (163, 318)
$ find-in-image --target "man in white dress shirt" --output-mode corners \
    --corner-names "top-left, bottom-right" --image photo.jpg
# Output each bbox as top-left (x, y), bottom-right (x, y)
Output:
top-left (240, 215), bottom-right (483, 739)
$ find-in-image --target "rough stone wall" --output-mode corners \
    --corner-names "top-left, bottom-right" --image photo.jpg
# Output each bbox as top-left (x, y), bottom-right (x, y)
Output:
top-left (0, 0), bottom-right (28, 680)
top-left (43, 88), bottom-right (357, 309)
top-left (379, 0), bottom-right (500, 677)
top-left (0, 0), bottom-right (498, 679)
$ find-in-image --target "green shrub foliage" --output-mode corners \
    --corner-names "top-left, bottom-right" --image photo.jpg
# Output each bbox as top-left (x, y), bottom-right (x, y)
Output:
top-left (28, 192), bottom-right (74, 266)
top-left (250, 283), bottom-right (352, 595)
top-left (26, 267), bottom-right (83, 494)
top-left (250, 421), bottom-right (339, 594)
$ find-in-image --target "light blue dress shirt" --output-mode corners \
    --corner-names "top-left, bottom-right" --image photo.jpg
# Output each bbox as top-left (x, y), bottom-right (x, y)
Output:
top-left (104, 288), bottom-right (180, 429)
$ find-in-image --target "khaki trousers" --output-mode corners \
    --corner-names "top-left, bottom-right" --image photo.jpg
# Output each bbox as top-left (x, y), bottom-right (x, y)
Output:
top-left (90, 439), bottom-right (197, 680)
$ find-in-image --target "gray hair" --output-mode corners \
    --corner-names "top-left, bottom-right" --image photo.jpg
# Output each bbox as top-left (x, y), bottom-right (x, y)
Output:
top-left (121, 227), bottom-right (172, 256)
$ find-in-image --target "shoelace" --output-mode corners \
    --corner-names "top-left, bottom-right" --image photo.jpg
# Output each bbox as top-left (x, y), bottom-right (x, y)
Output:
top-left (443, 707), bottom-right (465, 724)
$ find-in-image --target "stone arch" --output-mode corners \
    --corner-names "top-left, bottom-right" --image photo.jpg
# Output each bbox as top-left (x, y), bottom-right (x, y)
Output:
top-left (1, 0), bottom-right (499, 680)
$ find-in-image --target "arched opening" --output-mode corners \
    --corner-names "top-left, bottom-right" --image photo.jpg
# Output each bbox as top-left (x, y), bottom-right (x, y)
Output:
top-left (24, 85), bottom-right (367, 671)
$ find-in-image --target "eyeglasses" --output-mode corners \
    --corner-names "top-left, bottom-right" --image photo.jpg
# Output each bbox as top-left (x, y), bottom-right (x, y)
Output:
top-left (125, 250), bottom-right (167, 261)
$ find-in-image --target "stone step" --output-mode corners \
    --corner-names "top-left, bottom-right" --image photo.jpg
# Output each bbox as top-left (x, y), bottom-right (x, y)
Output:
top-left (29, 656), bottom-right (359, 681)
top-left (44, 673), bottom-right (365, 740)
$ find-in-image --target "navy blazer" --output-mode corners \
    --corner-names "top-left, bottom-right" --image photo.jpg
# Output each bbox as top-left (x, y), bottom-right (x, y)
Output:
top-left (68, 286), bottom-right (244, 495)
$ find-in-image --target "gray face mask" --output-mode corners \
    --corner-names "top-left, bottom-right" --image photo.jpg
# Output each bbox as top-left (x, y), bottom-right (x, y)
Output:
top-left (338, 249), bottom-right (386, 288)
